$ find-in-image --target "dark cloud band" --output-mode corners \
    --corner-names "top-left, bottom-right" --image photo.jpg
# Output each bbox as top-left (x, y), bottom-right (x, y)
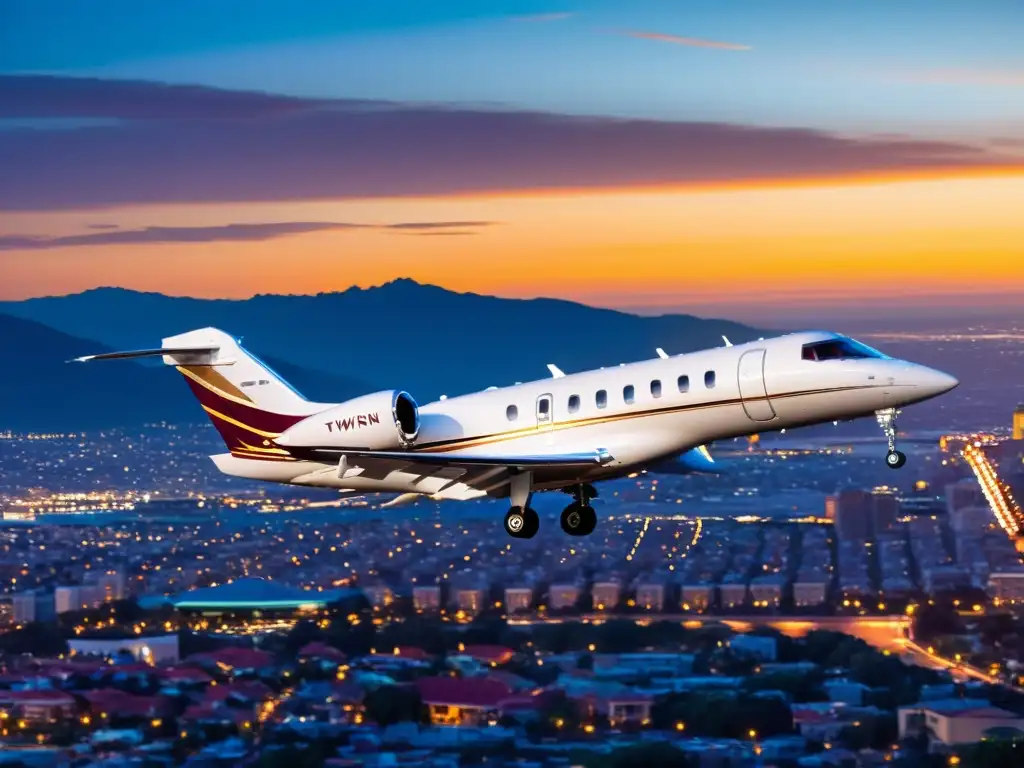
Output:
top-left (0, 75), bottom-right (1009, 211)
top-left (0, 221), bottom-right (496, 251)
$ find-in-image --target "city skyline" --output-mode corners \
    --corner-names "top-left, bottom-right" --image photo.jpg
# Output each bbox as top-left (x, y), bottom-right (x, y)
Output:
top-left (2, 1), bottom-right (1024, 324)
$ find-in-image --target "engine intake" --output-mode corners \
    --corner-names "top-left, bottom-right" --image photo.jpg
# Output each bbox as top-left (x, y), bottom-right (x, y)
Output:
top-left (275, 390), bottom-right (420, 450)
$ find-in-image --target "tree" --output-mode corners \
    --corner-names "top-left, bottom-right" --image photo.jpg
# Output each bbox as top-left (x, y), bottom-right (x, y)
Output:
top-left (575, 741), bottom-right (692, 768)
top-left (745, 671), bottom-right (826, 703)
top-left (363, 684), bottom-right (425, 727)
top-left (912, 602), bottom-right (962, 643)
top-left (838, 713), bottom-right (898, 751)
top-left (284, 619), bottom-right (322, 656)
top-left (960, 739), bottom-right (1024, 768)
top-left (0, 621), bottom-right (67, 657)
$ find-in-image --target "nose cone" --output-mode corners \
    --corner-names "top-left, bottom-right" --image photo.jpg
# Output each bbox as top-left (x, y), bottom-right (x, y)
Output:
top-left (915, 366), bottom-right (959, 398)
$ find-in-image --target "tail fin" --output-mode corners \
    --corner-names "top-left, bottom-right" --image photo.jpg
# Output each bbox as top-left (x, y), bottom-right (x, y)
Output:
top-left (74, 327), bottom-right (333, 459)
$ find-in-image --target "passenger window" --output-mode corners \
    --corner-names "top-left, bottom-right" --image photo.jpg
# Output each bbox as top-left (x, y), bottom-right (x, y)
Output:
top-left (538, 399), bottom-right (550, 417)
top-left (506, 405), bottom-right (518, 421)
top-left (651, 380), bottom-right (662, 398)
top-left (704, 370), bottom-right (716, 389)
top-left (623, 385), bottom-right (635, 404)
top-left (596, 390), bottom-right (607, 409)
top-left (568, 394), bottom-right (580, 414)
top-left (678, 375), bottom-right (689, 393)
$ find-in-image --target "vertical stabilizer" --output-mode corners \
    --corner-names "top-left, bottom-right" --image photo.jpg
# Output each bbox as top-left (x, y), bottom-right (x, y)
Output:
top-left (159, 328), bottom-right (332, 459)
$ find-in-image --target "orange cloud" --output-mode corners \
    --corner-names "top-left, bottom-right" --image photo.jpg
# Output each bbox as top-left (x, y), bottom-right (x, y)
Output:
top-left (621, 30), bottom-right (752, 51)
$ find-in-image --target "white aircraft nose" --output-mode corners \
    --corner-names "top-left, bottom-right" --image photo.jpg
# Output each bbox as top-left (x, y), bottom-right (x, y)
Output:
top-left (915, 366), bottom-right (959, 397)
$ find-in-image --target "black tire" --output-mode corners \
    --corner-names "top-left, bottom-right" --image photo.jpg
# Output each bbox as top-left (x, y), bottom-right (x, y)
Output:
top-left (506, 506), bottom-right (539, 538)
top-left (886, 450), bottom-right (906, 469)
top-left (560, 502), bottom-right (597, 536)
top-left (521, 507), bottom-right (539, 539)
top-left (504, 507), bottom-right (527, 537)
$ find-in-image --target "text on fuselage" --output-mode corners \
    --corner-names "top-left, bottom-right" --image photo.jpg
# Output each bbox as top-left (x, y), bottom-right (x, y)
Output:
top-left (325, 412), bottom-right (380, 432)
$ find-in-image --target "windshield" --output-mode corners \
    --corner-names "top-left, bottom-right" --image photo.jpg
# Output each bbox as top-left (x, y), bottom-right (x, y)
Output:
top-left (802, 336), bottom-right (888, 361)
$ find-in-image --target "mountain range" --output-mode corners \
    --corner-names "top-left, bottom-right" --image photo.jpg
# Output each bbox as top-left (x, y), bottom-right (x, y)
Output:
top-left (1, 280), bottom-right (773, 430)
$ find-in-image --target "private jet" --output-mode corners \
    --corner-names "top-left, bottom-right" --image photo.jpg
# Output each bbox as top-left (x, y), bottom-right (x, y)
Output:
top-left (74, 328), bottom-right (957, 539)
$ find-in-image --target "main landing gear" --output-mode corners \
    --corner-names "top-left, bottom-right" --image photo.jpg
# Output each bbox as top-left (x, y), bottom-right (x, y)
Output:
top-left (505, 471), bottom-right (539, 539)
top-left (876, 407), bottom-right (906, 469)
top-left (503, 474), bottom-right (600, 539)
top-left (559, 484), bottom-right (597, 537)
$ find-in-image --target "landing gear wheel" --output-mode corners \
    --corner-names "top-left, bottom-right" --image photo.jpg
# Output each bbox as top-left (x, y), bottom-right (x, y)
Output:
top-left (560, 502), bottom-right (597, 536)
top-left (886, 450), bottom-right (906, 469)
top-left (505, 506), bottom-right (539, 539)
top-left (875, 408), bottom-right (906, 469)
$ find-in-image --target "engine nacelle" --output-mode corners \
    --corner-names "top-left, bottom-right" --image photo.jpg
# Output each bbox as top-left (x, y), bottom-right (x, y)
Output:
top-left (275, 390), bottom-right (419, 450)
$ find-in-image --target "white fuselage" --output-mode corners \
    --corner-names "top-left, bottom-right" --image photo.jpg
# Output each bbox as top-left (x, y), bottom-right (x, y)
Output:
top-left (213, 330), bottom-right (958, 500)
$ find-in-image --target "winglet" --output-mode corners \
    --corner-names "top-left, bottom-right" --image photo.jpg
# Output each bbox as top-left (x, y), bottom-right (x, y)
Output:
top-left (547, 364), bottom-right (565, 378)
top-left (722, 336), bottom-right (733, 347)
top-left (655, 348), bottom-right (669, 359)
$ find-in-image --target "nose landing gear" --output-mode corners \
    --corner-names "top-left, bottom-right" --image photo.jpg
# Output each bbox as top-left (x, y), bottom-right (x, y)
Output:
top-left (876, 408), bottom-right (906, 469)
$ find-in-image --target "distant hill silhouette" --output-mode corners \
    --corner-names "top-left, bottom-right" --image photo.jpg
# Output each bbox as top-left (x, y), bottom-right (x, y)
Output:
top-left (2, 279), bottom-right (775, 401)
top-left (0, 313), bottom-right (373, 430)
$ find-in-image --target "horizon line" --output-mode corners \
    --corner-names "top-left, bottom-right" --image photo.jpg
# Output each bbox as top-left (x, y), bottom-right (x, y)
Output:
top-left (5, 278), bottom-right (1024, 330)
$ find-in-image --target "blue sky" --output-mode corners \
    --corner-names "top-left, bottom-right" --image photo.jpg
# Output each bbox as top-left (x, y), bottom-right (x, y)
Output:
top-left (4, 0), bottom-right (1024, 136)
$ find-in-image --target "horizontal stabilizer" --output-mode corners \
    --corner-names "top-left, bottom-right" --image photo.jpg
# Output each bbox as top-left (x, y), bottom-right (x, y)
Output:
top-left (70, 346), bottom-right (220, 364)
top-left (304, 447), bottom-right (615, 469)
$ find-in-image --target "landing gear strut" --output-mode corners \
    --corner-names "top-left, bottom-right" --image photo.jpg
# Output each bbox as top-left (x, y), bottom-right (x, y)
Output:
top-left (876, 408), bottom-right (906, 469)
top-left (505, 471), bottom-right (539, 539)
top-left (560, 484), bottom-right (597, 536)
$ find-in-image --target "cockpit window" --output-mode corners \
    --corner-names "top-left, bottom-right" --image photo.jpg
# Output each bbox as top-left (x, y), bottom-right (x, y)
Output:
top-left (802, 337), bottom-right (887, 361)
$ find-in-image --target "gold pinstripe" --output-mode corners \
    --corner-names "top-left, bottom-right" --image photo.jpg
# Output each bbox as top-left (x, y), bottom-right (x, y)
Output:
top-left (177, 366), bottom-right (258, 408)
top-left (409, 384), bottom-right (878, 454)
top-left (201, 404), bottom-right (282, 439)
top-left (201, 381), bottom-right (881, 462)
top-left (239, 439), bottom-right (291, 455)
top-left (231, 450), bottom-right (297, 462)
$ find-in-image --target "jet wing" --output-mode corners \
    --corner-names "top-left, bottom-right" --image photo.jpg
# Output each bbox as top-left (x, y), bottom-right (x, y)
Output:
top-left (305, 447), bottom-right (614, 469)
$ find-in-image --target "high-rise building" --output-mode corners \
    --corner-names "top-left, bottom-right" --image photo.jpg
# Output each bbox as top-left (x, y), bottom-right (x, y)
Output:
top-left (872, 492), bottom-right (900, 534)
top-left (835, 490), bottom-right (873, 540)
top-left (824, 496), bottom-right (838, 521)
top-left (947, 480), bottom-right (986, 515)
top-left (504, 587), bottom-right (533, 614)
top-left (835, 488), bottom-right (902, 540)
top-left (1013, 404), bottom-right (1024, 441)
top-left (412, 585), bottom-right (441, 612)
top-left (549, 584), bottom-right (580, 610)
top-left (591, 581), bottom-right (621, 611)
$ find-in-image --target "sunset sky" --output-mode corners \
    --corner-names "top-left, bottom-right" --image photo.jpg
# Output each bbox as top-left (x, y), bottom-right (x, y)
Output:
top-left (2, 0), bottom-right (1023, 325)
